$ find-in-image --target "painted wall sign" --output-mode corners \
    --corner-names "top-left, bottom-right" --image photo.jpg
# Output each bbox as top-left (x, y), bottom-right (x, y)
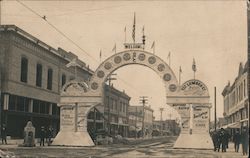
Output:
top-left (61, 105), bottom-right (75, 132)
top-left (173, 104), bottom-right (190, 118)
top-left (192, 106), bottom-right (209, 133)
top-left (77, 105), bottom-right (91, 132)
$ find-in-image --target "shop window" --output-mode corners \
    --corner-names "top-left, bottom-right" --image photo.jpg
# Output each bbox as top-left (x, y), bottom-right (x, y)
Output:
top-left (20, 57), bottom-right (28, 83)
top-left (52, 103), bottom-right (57, 115)
top-left (24, 98), bottom-right (29, 112)
top-left (17, 96), bottom-right (25, 111)
top-left (33, 99), bottom-right (40, 113)
top-left (45, 102), bottom-right (50, 114)
top-left (61, 74), bottom-right (66, 87)
top-left (40, 101), bottom-right (46, 114)
top-left (8, 95), bottom-right (17, 111)
top-left (36, 64), bottom-right (43, 87)
top-left (47, 68), bottom-right (53, 90)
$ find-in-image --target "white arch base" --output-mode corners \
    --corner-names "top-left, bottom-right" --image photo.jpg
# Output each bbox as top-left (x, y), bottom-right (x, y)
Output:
top-left (174, 134), bottom-right (213, 149)
top-left (52, 131), bottom-right (94, 147)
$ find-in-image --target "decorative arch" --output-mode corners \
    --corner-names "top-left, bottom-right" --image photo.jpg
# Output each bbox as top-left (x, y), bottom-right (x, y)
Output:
top-left (53, 50), bottom-right (213, 149)
top-left (87, 50), bottom-right (179, 97)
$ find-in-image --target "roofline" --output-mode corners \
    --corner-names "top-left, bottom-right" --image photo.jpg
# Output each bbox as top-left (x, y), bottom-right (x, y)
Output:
top-left (0, 25), bottom-right (94, 74)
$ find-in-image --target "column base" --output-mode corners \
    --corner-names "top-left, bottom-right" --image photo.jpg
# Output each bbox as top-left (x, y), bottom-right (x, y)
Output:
top-left (52, 131), bottom-right (94, 147)
top-left (173, 133), bottom-right (213, 149)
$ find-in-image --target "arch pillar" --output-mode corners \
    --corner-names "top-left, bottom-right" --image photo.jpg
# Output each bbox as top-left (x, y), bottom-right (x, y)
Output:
top-left (52, 81), bottom-right (101, 146)
top-left (168, 79), bottom-right (213, 149)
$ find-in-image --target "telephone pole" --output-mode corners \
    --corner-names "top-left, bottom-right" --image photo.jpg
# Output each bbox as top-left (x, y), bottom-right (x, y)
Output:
top-left (159, 108), bottom-right (164, 136)
top-left (0, 0), bottom-right (2, 25)
top-left (139, 96), bottom-right (148, 138)
top-left (106, 73), bottom-right (117, 135)
top-left (214, 87), bottom-right (217, 131)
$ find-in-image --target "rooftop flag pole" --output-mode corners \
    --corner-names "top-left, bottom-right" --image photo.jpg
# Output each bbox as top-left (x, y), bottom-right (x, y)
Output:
top-left (124, 26), bottom-right (127, 43)
top-left (167, 52), bottom-right (171, 68)
top-left (142, 25), bottom-right (146, 50)
top-left (179, 66), bottom-right (182, 85)
top-left (192, 58), bottom-right (197, 80)
top-left (132, 12), bottom-right (136, 43)
top-left (112, 43), bottom-right (116, 54)
top-left (151, 41), bottom-right (155, 54)
top-left (99, 49), bottom-right (102, 63)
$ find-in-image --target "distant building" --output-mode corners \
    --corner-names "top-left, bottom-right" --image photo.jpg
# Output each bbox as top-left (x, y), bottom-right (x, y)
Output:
top-left (128, 105), bottom-right (154, 138)
top-left (222, 61), bottom-right (248, 133)
top-left (87, 85), bottom-right (130, 138)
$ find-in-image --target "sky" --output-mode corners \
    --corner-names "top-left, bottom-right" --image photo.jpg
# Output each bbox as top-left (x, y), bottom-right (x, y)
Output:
top-left (1, 0), bottom-right (248, 120)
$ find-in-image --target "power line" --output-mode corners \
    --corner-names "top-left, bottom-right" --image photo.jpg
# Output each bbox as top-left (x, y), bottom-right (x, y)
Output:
top-left (15, 0), bottom-right (146, 97)
top-left (16, 0), bottom-right (98, 63)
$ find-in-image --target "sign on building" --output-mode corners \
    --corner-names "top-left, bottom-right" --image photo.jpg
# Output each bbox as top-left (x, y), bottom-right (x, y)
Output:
top-left (61, 105), bottom-right (75, 131)
top-left (192, 105), bottom-right (209, 133)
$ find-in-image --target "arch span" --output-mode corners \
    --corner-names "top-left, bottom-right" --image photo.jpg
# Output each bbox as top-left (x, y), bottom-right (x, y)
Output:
top-left (87, 50), bottom-right (179, 97)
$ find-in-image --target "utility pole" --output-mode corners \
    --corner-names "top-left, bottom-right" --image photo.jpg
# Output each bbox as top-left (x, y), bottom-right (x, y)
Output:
top-left (135, 107), bottom-right (138, 139)
top-left (139, 96), bottom-right (148, 138)
top-left (106, 73), bottom-right (117, 135)
top-left (214, 87), bottom-right (217, 131)
top-left (0, 0), bottom-right (2, 25)
top-left (159, 108), bottom-right (164, 136)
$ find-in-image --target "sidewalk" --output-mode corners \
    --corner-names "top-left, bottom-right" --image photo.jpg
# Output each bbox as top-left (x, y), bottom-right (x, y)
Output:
top-left (212, 142), bottom-right (249, 158)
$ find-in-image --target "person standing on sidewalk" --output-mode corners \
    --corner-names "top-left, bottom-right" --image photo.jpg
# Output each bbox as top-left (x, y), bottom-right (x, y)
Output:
top-left (40, 126), bottom-right (45, 146)
top-left (221, 128), bottom-right (228, 152)
top-left (1, 124), bottom-right (7, 144)
top-left (47, 126), bottom-right (53, 146)
top-left (241, 127), bottom-right (249, 156)
top-left (211, 130), bottom-right (218, 151)
top-left (233, 129), bottom-right (241, 152)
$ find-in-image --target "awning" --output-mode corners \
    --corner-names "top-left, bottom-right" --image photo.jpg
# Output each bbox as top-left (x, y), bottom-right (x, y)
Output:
top-left (240, 118), bottom-right (248, 123)
top-left (221, 125), bottom-right (228, 129)
top-left (227, 122), bottom-right (241, 128)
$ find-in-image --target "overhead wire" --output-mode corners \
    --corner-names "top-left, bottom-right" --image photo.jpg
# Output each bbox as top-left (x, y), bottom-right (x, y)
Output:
top-left (15, 0), bottom-right (145, 97)
top-left (16, 0), bottom-right (98, 63)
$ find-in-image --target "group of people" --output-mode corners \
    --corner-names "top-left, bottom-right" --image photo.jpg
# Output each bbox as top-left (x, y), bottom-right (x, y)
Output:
top-left (39, 126), bottom-right (53, 146)
top-left (233, 128), bottom-right (249, 156)
top-left (211, 128), bottom-right (231, 152)
top-left (211, 127), bottom-right (249, 155)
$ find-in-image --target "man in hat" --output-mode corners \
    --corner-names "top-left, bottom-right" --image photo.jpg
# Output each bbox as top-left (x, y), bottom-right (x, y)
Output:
top-left (1, 124), bottom-right (7, 144)
top-left (40, 126), bottom-right (45, 146)
top-left (241, 127), bottom-right (249, 156)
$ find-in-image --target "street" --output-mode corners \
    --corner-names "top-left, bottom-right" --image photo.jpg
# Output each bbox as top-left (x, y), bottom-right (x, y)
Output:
top-left (0, 136), bottom-right (248, 158)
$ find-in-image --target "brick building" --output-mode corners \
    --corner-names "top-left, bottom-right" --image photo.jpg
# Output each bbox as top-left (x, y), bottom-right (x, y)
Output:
top-left (0, 25), bottom-right (131, 139)
top-left (222, 61), bottom-right (248, 134)
top-left (0, 25), bottom-right (93, 138)
top-left (128, 105), bottom-right (154, 138)
top-left (87, 85), bottom-right (130, 138)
